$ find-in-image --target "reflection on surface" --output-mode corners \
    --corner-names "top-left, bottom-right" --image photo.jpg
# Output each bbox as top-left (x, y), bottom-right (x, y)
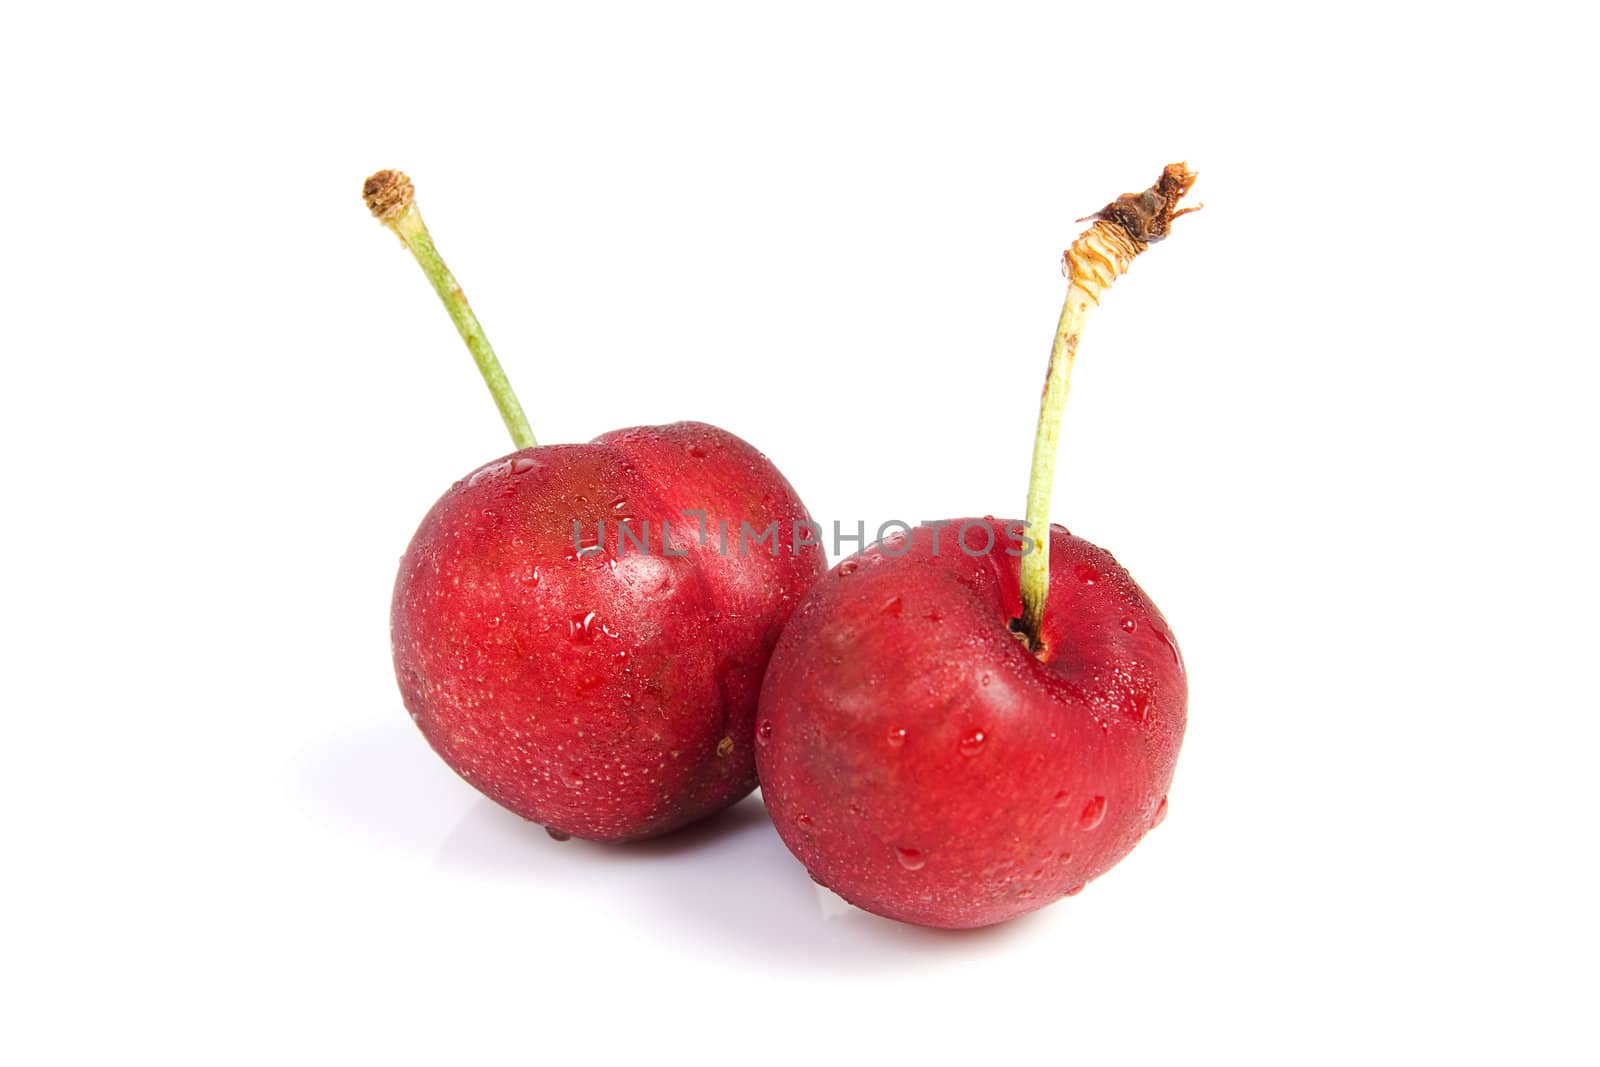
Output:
top-left (305, 721), bottom-right (1042, 974)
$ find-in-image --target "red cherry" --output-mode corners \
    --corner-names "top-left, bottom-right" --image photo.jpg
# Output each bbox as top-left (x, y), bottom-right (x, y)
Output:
top-left (395, 423), bottom-right (821, 841)
top-left (756, 521), bottom-right (1185, 928)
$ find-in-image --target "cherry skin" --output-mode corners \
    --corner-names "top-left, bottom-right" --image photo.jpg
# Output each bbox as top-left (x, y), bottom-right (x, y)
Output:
top-left (394, 421), bottom-right (824, 841)
top-left (755, 519), bottom-right (1186, 928)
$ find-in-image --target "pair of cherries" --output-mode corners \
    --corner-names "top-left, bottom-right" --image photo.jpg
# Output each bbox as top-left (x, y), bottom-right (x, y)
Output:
top-left (367, 165), bottom-right (1196, 929)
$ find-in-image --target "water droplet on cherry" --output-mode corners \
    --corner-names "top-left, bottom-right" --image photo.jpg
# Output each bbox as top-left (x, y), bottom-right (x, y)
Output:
top-left (1121, 617), bottom-right (1137, 633)
top-left (796, 813), bottom-right (813, 828)
top-left (545, 827), bottom-right (571, 841)
top-left (467, 460), bottom-right (509, 485)
top-left (757, 720), bottom-right (774, 745)
top-left (1079, 795), bottom-right (1107, 830)
top-left (958, 729), bottom-right (986, 756)
top-left (511, 456), bottom-right (538, 474)
top-left (568, 611), bottom-right (598, 642)
top-left (1153, 626), bottom-right (1181, 667)
top-left (1152, 795), bottom-right (1169, 827)
top-left (896, 847), bottom-right (926, 871)
top-left (1074, 562), bottom-right (1099, 584)
top-left (881, 595), bottom-right (904, 616)
top-left (886, 726), bottom-right (907, 747)
top-left (1053, 790), bottom-right (1073, 809)
top-left (838, 559), bottom-right (859, 576)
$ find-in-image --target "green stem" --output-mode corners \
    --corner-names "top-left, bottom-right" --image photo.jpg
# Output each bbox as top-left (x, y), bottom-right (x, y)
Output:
top-left (366, 172), bottom-right (536, 449)
top-left (1019, 287), bottom-right (1093, 643)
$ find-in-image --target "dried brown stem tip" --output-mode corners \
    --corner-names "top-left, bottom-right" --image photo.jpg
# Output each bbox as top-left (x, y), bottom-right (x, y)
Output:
top-left (1084, 162), bottom-right (1201, 248)
top-left (363, 169), bottom-right (415, 223)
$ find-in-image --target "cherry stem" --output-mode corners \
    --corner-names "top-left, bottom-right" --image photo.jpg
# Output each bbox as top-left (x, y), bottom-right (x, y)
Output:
top-left (362, 170), bottom-right (537, 450)
top-left (1018, 163), bottom-right (1200, 650)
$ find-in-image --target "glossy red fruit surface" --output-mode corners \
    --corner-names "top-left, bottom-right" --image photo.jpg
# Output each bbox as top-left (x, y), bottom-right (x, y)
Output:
top-left (755, 518), bottom-right (1185, 928)
top-left (394, 421), bottom-right (824, 841)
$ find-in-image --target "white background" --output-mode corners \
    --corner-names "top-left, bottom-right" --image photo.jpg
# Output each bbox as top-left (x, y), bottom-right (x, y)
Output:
top-left (3, 2), bottom-right (1596, 1063)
